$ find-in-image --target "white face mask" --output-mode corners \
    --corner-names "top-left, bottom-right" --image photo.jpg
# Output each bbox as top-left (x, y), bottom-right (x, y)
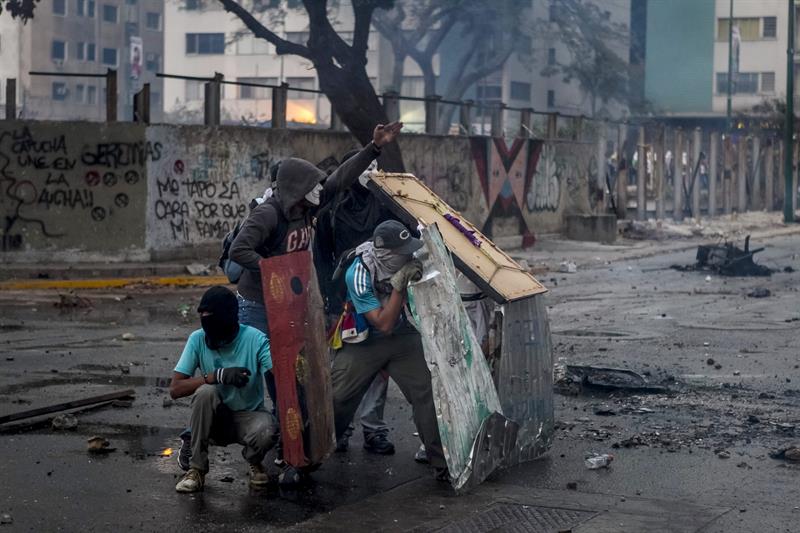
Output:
top-left (358, 160), bottom-right (378, 188)
top-left (305, 183), bottom-right (323, 206)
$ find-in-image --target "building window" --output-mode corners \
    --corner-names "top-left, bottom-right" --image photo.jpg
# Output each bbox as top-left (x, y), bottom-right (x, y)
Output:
top-left (53, 0), bottom-right (67, 16)
top-left (548, 2), bottom-right (559, 22)
top-left (762, 17), bottom-right (777, 38)
top-left (75, 84), bottom-right (85, 103)
top-left (51, 40), bottom-right (67, 62)
top-left (145, 53), bottom-right (160, 72)
top-left (185, 80), bottom-right (203, 101)
top-left (87, 43), bottom-right (96, 61)
top-left (547, 47), bottom-right (556, 66)
top-left (285, 31), bottom-right (309, 45)
top-left (185, 0), bottom-right (202, 9)
top-left (76, 42), bottom-right (85, 60)
top-left (477, 85), bottom-right (502, 100)
top-left (510, 81), bottom-right (531, 101)
top-left (716, 71), bottom-right (760, 94)
top-left (52, 82), bottom-right (68, 101)
top-left (102, 47), bottom-right (118, 67)
top-left (286, 77), bottom-right (315, 99)
top-left (186, 33), bottom-right (225, 54)
top-left (717, 17), bottom-right (760, 41)
top-left (88, 0), bottom-right (95, 17)
top-left (547, 90), bottom-right (555, 108)
top-left (761, 71), bottom-right (776, 93)
top-left (102, 4), bottom-right (118, 23)
top-left (87, 85), bottom-right (97, 104)
top-left (235, 34), bottom-right (271, 55)
top-left (238, 77), bottom-right (278, 99)
top-left (146, 12), bottom-right (161, 30)
top-left (76, 0), bottom-right (84, 16)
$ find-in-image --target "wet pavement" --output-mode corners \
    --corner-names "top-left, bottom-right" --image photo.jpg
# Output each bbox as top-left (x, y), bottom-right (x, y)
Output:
top-left (1, 232), bottom-right (799, 531)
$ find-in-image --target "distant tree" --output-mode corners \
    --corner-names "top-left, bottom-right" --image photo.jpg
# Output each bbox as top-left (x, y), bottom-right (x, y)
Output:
top-left (372, 0), bottom-right (534, 132)
top-left (217, 0), bottom-right (405, 170)
top-left (741, 97), bottom-right (798, 134)
top-left (0, 0), bottom-right (39, 22)
top-left (542, 0), bottom-right (631, 117)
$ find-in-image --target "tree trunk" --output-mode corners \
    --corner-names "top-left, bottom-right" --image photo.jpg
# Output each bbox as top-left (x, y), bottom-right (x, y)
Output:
top-left (315, 61), bottom-right (405, 172)
top-left (391, 51), bottom-right (406, 92)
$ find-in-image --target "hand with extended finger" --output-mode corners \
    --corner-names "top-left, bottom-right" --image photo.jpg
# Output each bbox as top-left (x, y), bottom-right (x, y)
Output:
top-left (372, 121), bottom-right (404, 147)
top-left (214, 367), bottom-right (251, 388)
top-left (390, 259), bottom-right (423, 293)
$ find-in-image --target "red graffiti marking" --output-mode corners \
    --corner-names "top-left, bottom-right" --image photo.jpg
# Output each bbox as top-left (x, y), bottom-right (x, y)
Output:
top-left (173, 160), bottom-right (185, 175)
top-left (85, 171), bottom-right (101, 187)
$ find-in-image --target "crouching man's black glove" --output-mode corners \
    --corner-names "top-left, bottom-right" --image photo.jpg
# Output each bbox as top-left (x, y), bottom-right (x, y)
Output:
top-left (214, 367), bottom-right (251, 388)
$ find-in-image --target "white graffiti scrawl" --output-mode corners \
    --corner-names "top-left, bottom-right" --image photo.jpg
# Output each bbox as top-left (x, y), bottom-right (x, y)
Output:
top-left (527, 144), bottom-right (561, 212)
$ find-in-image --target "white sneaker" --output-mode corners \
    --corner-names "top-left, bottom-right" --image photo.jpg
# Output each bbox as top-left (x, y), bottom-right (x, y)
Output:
top-left (175, 468), bottom-right (204, 493)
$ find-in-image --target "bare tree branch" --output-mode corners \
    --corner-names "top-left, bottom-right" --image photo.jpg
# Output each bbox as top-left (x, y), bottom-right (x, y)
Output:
top-left (217, 0), bottom-right (312, 58)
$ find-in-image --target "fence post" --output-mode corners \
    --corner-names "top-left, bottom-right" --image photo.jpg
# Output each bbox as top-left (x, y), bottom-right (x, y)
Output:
top-left (691, 127), bottom-right (702, 218)
top-left (382, 91), bottom-right (400, 123)
top-left (616, 122), bottom-right (628, 219)
top-left (764, 139), bottom-right (774, 210)
top-left (709, 131), bottom-right (719, 216)
top-left (271, 82), bottom-right (288, 129)
top-left (330, 108), bottom-right (344, 131)
top-left (519, 107), bottom-right (533, 138)
top-left (793, 140), bottom-right (799, 216)
top-left (776, 140), bottom-right (785, 209)
top-left (737, 136), bottom-right (748, 212)
top-left (751, 136), bottom-right (762, 210)
top-left (5, 78), bottom-right (16, 119)
top-left (204, 73), bottom-right (223, 126)
top-left (637, 125), bottom-right (646, 220)
top-left (459, 99), bottom-right (473, 135)
top-left (490, 103), bottom-right (506, 137)
top-left (673, 128), bottom-right (684, 221)
top-left (573, 115), bottom-right (584, 141)
top-left (105, 69), bottom-right (117, 122)
top-left (655, 126), bottom-right (666, 219)
top-left (424, 95), bottom-right (441, 135)
top-left (133, 83), bottom-right (151, 124)
top-left (546, 113), bottom-right (558, 139)
top-left (596, 121), bottom-right (607, 211)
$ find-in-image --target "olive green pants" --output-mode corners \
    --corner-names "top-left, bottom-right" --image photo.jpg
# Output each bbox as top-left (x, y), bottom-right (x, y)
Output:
top-left (331, 331), bottom-right (446, 469)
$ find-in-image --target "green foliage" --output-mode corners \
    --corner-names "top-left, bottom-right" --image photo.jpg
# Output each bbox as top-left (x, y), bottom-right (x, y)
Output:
top-left (1, 0), bottom-right (40, 22)
top-left (543, 0), bottom-right (631, 116)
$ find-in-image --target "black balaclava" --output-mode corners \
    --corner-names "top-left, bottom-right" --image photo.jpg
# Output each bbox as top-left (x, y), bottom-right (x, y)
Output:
top-left (197, 286), bottom-right (240, 350)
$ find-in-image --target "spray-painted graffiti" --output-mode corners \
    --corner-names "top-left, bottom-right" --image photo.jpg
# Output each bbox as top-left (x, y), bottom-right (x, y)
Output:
top-left (0, 125), bottom-right (152, 252)
top-left (526, 143), bottom-right (561, 212)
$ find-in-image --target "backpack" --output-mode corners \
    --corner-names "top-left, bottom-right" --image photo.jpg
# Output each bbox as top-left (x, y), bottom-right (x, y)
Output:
top-left (218, 197), bottom-right (289, 284)
top-left (327, 249), bottom-right (369, 348)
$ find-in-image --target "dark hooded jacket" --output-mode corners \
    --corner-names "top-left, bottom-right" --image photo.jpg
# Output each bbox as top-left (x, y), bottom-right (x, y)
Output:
top-left (230, 142), bottom-right (381, 303)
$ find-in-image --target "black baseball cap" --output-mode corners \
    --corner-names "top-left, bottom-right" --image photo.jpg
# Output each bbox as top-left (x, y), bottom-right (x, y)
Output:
top-left (372, 220), bottom-right (423, 255)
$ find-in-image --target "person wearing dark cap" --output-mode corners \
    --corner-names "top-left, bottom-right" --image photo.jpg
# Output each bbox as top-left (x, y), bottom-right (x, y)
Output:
top-left (332, 220), bottom-right (448, 480)
top-left (314, 152), bottom-right (396, 455)
top-left (169, 286), bottom-right (276, 493)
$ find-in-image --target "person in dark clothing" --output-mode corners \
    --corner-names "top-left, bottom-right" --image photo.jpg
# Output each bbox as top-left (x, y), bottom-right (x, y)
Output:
top-left (314, 151), bottom-right (397, 455)
top-left (227, 122), bottom-right (402, 472)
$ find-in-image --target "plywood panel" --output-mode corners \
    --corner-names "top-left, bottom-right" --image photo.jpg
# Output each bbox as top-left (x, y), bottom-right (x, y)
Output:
top-left (370, 172), bottom-right (546, 303)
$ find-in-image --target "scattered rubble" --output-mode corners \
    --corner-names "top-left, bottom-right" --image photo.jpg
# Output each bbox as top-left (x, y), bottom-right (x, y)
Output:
top-left (584, 452), bottom-right (613, 469)
top-left (559, 261), bottom-right (577, 274)
top-left (747, 288), bottom-right (771, 298)
top-left (51, 414), bottom-right (78, 430)
top-left (185, 263), bottom-right (212, 276)
top-left (769, 446), bottom-right (800, 462)
top-left (121, 333), bottom-right (135, 341)
top-left (671, 236), bottom-right (773, 277)
top-left (54, 293), bottom-right (92, 309)
top-left (0, 513), bottom-right (12, 525)
top-left (558, 365), bottom-right (669, 394)
top-left (87, 436), bottom-right (114, 454)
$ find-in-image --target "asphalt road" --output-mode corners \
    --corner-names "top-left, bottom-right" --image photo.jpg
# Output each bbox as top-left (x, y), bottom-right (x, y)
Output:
top-left (0, 232), bottom-right (798, 532)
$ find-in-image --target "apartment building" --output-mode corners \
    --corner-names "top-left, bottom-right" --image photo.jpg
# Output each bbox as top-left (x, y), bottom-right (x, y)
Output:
top-left (163, 0), bottom-right (398, 127)
top-left (3, 0), bottom-right (164, 121)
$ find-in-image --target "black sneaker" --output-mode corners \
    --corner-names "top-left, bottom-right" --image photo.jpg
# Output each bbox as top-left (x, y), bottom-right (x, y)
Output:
top-left (434, 467), bottom-right (450, 483)
top-left (363, 433), bottom-right (395, 455)
top-left (177, 432), bottom-right (192, 472)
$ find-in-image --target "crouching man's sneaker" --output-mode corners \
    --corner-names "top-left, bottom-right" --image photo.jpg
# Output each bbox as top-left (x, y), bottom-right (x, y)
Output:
top-left (249, 463), bottom-right (268, 488)
top-left (363, 433), bottom-right (395, 455)
top-left (175, 468), bottom-right (204, 493)
top-left (177, 432), bottom-right (192, 472)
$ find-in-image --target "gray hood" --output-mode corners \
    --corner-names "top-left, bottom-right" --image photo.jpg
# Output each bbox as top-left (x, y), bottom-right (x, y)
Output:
top-left (274, 157), bottom-right (326, 217)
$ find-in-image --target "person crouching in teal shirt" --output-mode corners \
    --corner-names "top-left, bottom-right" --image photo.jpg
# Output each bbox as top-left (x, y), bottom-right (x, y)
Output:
top-left (170, 286), bottom-right (276, 493)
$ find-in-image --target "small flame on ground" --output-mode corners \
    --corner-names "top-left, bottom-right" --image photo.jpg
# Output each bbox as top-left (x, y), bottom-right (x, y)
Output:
top-left (161, 448), bottom-right (173, 457)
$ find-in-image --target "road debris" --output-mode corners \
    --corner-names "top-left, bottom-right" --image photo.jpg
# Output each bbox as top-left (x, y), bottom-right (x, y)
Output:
top-left (185, 263), bottom-right (212, 276)
top-left (0, 389), bottom-right (135, 426)
top-left (747, 287), bottom-right (771, 298)
top-left (559, 261), bottom-right (577, 273)
top-left (559, 365), bottom-right (669, 394)
top-left (87, 436), bottom-right (115, 454)
top-left (716, 450), bottom-right (731, 459)
top-left (584, 452), bottom-right (613, 469)
top-left (54, 293), bottom-right (92, 309)
top-left (121, 333), bottom-right (135, 341)
top-left (51, 414), bottom-right (78, 430)
top-left (769, 446), bottom-right (800, 462)
top-left (0, 513), bottom-right (12, 525)
top-left (671, 236), bottom-right (773, 277)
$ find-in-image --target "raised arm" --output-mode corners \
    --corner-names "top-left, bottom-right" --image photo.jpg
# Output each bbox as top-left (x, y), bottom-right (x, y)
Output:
top-left (321, 122), bottom-right (403, 202)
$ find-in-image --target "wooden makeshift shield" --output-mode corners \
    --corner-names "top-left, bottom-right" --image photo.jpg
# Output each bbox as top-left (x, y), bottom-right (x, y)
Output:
top-left (260, 251), bottom-right (334, 468)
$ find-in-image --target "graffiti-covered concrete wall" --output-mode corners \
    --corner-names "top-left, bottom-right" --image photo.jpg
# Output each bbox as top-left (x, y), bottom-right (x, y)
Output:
top-left (1, 120), bottom-right (591, 262)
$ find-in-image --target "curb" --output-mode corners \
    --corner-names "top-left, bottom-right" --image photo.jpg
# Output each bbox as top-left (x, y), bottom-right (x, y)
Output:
top-left (0, 275), bottom-right (229, 291)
